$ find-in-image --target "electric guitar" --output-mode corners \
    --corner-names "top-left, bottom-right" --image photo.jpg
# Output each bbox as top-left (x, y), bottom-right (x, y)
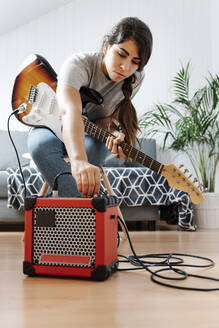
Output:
top-left (11, 54), bottom-right (204, 205)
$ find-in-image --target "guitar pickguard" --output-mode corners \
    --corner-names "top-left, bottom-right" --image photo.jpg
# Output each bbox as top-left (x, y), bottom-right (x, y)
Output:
top-left (22, 82), bottom-right (63, 141)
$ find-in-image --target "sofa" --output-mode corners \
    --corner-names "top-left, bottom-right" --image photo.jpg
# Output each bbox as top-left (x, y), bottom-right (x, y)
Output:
top-left (0, 130), bottom-right (29, 228)
top-left (0, 129), bottom-right (159, 230)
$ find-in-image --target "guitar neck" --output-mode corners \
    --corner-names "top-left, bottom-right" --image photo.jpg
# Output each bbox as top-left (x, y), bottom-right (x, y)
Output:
top-left (83, 117), bottom-right (164, 174)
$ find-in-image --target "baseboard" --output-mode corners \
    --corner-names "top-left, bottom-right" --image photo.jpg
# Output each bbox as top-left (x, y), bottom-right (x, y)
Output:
top-left (0, 222), bottom-right (24, 231)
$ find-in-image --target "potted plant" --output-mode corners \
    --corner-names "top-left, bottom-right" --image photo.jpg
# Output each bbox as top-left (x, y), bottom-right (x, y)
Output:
top-left (139, 63), bottom-right (219, 228)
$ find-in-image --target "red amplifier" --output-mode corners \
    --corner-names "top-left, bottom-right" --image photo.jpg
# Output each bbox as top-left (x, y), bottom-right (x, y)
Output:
top-left (23, 196), bottom-right (119, 281)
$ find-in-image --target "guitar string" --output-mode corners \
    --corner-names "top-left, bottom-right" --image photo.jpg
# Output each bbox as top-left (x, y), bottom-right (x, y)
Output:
top-left (83, 118), bottom-right (162, 174)
top-left (84, 119), bottom-right (201, 199)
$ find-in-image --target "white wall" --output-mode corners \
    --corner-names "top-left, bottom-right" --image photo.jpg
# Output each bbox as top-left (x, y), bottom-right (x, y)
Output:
top-left (211, 0), bottom-right (219, 74)
top-left (0, 0), bottom-right (218, 190)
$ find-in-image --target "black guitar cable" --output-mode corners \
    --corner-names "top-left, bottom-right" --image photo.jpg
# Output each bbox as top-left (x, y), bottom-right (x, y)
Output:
top-left (117, 217), bottom-right (219, 292)
top-left (7, 110), bottom-right (27, 199)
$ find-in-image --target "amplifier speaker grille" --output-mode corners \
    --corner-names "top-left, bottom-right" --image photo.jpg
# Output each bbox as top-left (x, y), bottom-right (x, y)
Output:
top-left (33, 207), bottom-right (96, 268)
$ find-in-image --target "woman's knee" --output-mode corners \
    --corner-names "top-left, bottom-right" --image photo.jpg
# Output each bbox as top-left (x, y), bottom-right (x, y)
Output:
top-left (85, 134), bottom-right (109, 166)
top-left (28, 128), bottom-right (61, 161)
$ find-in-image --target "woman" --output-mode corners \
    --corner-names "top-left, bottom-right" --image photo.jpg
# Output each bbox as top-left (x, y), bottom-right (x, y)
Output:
top-left (28, 17), bottom-right (153, 197)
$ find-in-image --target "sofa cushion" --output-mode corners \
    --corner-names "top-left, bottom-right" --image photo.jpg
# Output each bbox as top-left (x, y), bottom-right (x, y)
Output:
top-left (0, 130), bottom-right (29, 170)
top-left (0, 171), bottom-right (8, 198)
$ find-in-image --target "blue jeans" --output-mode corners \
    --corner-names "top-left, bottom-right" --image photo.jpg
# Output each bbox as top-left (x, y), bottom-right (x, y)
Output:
top-left (28, 128), bottom-right (110, 197)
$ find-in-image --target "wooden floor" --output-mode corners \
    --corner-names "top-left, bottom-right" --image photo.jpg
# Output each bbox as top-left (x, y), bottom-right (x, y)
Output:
top-left (1, 227), bottom-right (219, 328)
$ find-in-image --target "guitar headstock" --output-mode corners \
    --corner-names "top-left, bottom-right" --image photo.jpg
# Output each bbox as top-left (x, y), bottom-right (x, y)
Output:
top-left (161, 164), bottom-right (204, 205)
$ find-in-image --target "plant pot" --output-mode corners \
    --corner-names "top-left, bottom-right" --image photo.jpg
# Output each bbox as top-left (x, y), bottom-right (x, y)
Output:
top-left (193, 193), bottom-right (219, 229)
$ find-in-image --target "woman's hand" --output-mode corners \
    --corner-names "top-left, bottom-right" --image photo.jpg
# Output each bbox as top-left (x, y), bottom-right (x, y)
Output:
top-left (71, 160), bottom-right (100, 197)
top-left (106, 131), bottom-right (126, 159)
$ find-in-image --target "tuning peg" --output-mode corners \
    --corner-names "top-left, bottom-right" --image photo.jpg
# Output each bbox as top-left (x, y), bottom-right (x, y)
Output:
top-left (184, 169), bottom-right (189, 173)
top-left (198, 184), bottom-right (204, 191)
top-left (199, 186), bottom-right (207, 192)
top-left (179, 164), bottom-right (184, 169)
top-left (193, 178), bottom-right (198, 183)
top-left (188, 174), bottom-right (193, 179)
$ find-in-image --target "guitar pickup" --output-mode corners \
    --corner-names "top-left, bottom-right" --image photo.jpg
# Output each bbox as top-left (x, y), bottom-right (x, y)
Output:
top-left (28, 86), bottom-right (38, 104)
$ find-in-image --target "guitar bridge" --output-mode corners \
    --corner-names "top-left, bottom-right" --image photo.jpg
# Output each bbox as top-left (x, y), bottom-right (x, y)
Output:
top-left (28, 86), bottom-right (38, 104)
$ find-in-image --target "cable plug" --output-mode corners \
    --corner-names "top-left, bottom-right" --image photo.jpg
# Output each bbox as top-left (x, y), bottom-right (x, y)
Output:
top-left (13, 103), bottom-right (28, 114)
top-left (19, 103), bottom-right (28, 113)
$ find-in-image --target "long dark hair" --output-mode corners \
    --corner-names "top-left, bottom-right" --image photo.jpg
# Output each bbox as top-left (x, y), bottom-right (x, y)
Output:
top-left (102, 17), bottom-right (153, 146)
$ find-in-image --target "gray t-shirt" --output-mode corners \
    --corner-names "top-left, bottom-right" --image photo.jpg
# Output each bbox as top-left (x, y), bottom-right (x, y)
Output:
top-left (58, 52), bottom-right (144, 121)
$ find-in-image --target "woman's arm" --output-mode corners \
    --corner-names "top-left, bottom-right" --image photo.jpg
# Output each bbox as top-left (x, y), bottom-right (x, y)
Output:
top-left (56, 85), bottom-right (101, 197)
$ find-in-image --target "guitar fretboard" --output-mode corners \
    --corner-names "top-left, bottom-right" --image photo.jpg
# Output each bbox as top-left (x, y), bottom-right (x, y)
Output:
top-left (83, 117), bottom-right (164, 174)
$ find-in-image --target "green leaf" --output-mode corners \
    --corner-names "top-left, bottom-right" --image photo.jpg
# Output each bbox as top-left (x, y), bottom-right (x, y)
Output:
top-left (139, 62), bottom-right (219, 190)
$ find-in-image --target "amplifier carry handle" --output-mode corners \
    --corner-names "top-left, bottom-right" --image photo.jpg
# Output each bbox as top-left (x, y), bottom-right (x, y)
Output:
top-left (39, 169), bottom-right (128, 239)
